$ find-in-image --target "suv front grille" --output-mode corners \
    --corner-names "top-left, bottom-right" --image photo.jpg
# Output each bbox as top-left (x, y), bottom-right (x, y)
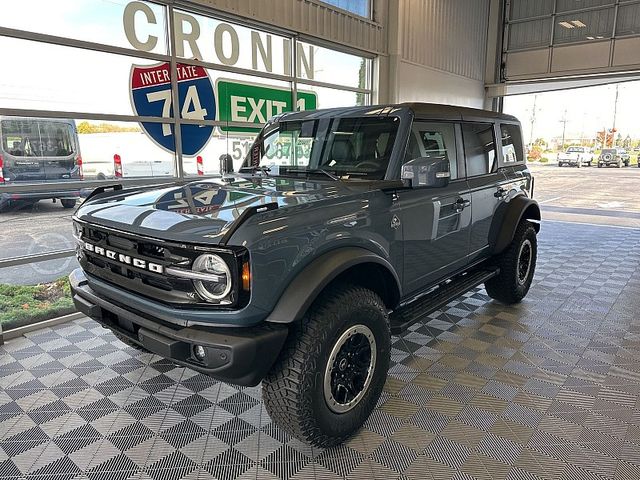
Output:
top-left (78, 224), bottom-right (201, 305)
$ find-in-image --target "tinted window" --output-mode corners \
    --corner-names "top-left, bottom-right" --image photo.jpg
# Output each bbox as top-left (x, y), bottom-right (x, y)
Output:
top-left (1, 119), bottom-right (75, 157)
top-left (406, 122), bottom-right (458, 180)
top-left (462, 123), bottom-right (497, 176)
top-left (500, 124), bottom-right (524, 164)
top-left (248, 116), bottom-right (399, 180)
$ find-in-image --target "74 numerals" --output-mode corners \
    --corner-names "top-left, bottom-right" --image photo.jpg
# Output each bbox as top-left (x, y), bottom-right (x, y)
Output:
top-left (145, 85), bottom-right (208, 136)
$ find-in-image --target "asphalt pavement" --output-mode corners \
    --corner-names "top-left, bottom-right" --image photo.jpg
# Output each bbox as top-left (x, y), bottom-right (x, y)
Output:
top-left (529, 162), bottom-right (640, 228)
top-left (0, 199), bottom-right (79, 285)
top-left (1, 163), bottom-right (639, 285)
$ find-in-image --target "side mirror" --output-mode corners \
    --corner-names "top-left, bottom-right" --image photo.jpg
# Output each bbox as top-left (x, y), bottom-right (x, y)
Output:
top-left (401, 156), bottom-right (450, 188)
top-left (219, 154), bottom-right (234, 174)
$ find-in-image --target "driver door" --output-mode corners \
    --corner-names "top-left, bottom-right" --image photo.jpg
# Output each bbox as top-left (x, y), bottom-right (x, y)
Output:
top-left (398, 121), bottom-right (472, 295)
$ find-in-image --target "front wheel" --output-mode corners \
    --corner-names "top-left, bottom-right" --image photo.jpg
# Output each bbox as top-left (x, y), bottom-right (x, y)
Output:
top-left (61, 199), bottom-right (77, 209)
top-left (263, 284), bottom-right (390, 448)
top-left (485, 221), bottom-right (537, 304)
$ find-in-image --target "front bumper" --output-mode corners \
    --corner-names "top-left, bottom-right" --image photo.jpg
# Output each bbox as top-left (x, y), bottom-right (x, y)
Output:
top-left (69, 269), bottom-right (288, 386)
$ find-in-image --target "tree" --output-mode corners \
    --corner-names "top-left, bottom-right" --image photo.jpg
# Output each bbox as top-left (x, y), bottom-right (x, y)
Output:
top-left (76, 121), bottom-right (140, 134)
top-left (623, 135), bottom-right (632, 149)
top-left (355, 59), bottom-right (366, 106)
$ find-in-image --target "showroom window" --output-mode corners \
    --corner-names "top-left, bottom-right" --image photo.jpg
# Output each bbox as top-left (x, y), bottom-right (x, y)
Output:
top-left (0, 0), bottom-right (373, 335)
top-left (320, 0), bottom-right (371, 18)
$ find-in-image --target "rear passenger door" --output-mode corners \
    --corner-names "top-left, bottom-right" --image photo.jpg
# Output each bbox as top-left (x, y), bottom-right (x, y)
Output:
top-left (461, 122), bottom-right (508, 257)
top-left (399, 121), bottom-right (472, 294)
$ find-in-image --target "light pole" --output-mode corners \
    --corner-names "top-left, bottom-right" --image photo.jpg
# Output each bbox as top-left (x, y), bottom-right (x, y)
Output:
top-left (529, 94), bottom-right (538, 146)
top-left (612, 84), bottom-right (620, 146)
top-left (559, 109), bottom-right (568, 151)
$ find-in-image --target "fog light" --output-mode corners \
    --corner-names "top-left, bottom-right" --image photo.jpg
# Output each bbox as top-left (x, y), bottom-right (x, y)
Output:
top-left (193, 345), bottom-right (206, 361)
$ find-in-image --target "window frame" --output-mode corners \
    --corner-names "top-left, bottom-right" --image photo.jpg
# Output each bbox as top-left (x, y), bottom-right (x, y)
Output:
top-left (460, 121), bottom-right (500, 179)
top-left (498, 122), bottom-right (526, 167)
top-left (406, 120), bottom-right (465, 183)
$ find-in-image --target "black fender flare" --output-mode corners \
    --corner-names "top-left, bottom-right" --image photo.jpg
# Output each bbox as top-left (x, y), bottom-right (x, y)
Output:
top-left (265, 247), bottom-right (401, 324)
top-left (489, 195), bottom-right (541, 255)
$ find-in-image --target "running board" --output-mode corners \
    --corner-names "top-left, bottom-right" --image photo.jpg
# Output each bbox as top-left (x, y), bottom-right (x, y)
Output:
top-left (389, 268), bottom-right (499, 335)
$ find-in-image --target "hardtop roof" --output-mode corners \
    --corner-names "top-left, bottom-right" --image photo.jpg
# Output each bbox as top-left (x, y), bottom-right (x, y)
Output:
top-left (277, 102), bottom-right (520, 124)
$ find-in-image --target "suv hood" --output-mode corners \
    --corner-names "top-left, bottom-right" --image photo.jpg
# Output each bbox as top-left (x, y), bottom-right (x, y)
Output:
top-left (75, 177), bottom-right (372, 244)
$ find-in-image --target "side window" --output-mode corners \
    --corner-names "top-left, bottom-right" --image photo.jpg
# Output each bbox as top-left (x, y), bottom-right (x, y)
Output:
top-left (462, 123), bottom-right (497, 177)
top-left (406, 122), bottom-right (458, 180)
top-left (500, 124), bottom-right (524, 164)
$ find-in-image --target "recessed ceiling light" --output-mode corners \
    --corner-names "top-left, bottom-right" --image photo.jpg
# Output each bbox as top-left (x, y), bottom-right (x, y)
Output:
top-left (559, 21), bottom-right (575, 29)
top-left (571, 20), bottom-right (587, 28)
top-left (586, 36), bottom-right (595, 40)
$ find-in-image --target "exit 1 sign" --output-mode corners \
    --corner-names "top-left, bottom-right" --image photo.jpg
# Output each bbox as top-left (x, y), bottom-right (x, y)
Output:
top-left (216, 79), bottom-right (317, 133)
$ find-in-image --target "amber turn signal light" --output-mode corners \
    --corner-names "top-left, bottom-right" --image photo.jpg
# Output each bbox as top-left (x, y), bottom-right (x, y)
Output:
top-left (242, 262), bottom-right (250, 291)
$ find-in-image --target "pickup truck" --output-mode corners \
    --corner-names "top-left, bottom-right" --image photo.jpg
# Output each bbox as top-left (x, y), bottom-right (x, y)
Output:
top-left (557, 146), bottom-right (594, 168)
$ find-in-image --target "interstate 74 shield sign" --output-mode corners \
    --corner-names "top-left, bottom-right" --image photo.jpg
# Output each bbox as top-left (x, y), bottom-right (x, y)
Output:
top-left (130, 62), bottom-right (215, 156)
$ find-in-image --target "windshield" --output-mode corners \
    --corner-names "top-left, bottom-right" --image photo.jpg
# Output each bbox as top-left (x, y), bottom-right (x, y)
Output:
top-left (567, 147), bottom-right (584, 153)
top-left (1, 119), bottom-right (75, 157)
top-left (243, 116), bottom-right (400, 180)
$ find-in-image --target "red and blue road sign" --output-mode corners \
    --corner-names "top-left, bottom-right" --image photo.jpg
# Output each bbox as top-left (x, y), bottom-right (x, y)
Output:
top-left (130, 62), bottom-right (216, 156)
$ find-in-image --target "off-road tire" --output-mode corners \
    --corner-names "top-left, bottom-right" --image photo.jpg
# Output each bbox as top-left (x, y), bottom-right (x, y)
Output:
top-left (263, 284), bottom-right (390, 448)
top-left (61, 199), bottom-right (77, 209)
top-left (485, 221), bottom-right (537, 304)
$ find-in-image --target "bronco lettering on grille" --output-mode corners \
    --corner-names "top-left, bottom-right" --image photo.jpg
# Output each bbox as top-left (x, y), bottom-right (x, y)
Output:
top-left (83, 242), bottom-right (164, 274)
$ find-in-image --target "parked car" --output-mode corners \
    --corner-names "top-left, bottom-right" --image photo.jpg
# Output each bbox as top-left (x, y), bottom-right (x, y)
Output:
top-left (557, 146), bottom-right (594, 167)
top-left (69, 103), bottom-right (540, 447)
top-left (0, 117), bottom-right (82, 212)
top-left (598, 148), bottom-right (630, 168)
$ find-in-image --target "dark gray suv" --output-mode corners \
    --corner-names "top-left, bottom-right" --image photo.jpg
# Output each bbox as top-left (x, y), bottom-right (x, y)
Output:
top-left (69, 103), bottom-right (540, 447)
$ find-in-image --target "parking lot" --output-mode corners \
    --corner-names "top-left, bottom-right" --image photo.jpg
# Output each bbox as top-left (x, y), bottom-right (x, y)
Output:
top-left (2, 163), bottom-right (639, 284)
top-left (529, 163), bottom-right (640, 228)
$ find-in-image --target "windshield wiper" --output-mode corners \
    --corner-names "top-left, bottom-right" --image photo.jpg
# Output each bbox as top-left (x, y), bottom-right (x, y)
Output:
top-left (239, 165), bottom-right (271, 176)
top-left (286, 168), bottom-right (340, 181)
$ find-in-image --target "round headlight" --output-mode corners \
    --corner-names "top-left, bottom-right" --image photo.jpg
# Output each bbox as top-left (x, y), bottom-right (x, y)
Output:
top-left (192, 254), bottom-right (232, 302)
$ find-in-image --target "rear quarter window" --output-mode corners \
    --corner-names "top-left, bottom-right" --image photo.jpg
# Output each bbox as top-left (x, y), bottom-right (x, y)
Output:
top-left (500, 123), bottom-right (524, 164)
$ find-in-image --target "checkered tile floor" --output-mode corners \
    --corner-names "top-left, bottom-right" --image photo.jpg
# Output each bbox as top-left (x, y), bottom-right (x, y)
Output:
top-left (2, 220), bottom-right (640, 480)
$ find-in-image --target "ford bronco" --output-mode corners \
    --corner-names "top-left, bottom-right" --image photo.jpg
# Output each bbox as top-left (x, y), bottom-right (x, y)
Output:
top-left (69, 103), bottom-right (540, 447)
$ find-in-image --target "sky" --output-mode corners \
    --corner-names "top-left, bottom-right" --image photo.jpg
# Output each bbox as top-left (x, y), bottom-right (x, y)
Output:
top-left (503, 81), bottom-right (640, 144)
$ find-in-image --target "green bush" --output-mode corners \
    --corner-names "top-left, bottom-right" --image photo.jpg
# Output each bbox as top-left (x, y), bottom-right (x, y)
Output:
top-left (539, 157), bottom-right (549, 163)
top-left (0, 278), bottom-right (74, 331)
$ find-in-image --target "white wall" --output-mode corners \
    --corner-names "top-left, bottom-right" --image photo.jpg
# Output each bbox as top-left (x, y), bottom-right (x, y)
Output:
top-left (381, 0), bottom-right (492, 108)
top-left (392, 60), bottom-right (487, 109)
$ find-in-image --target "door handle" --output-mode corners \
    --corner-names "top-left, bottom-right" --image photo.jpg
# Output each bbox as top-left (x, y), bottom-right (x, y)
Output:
top-left (454, 198), bottom-right (470, 212)
top-left (495, 187), bottom-right (507, 199)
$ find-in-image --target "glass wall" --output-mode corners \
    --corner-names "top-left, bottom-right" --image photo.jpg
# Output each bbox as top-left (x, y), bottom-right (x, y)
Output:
top-left (0, 0), bottom-right (373, 334)
top-left (320, 0), bottom-right (371, 18)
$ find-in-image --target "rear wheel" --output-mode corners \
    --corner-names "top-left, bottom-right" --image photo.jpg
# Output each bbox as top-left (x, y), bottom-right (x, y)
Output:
top-left (263, 284), bottom-right (390, 448)
top-left (61, 199), bottom-right (77, 209)
top-left (485, 221), bottom-right (537, 304)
